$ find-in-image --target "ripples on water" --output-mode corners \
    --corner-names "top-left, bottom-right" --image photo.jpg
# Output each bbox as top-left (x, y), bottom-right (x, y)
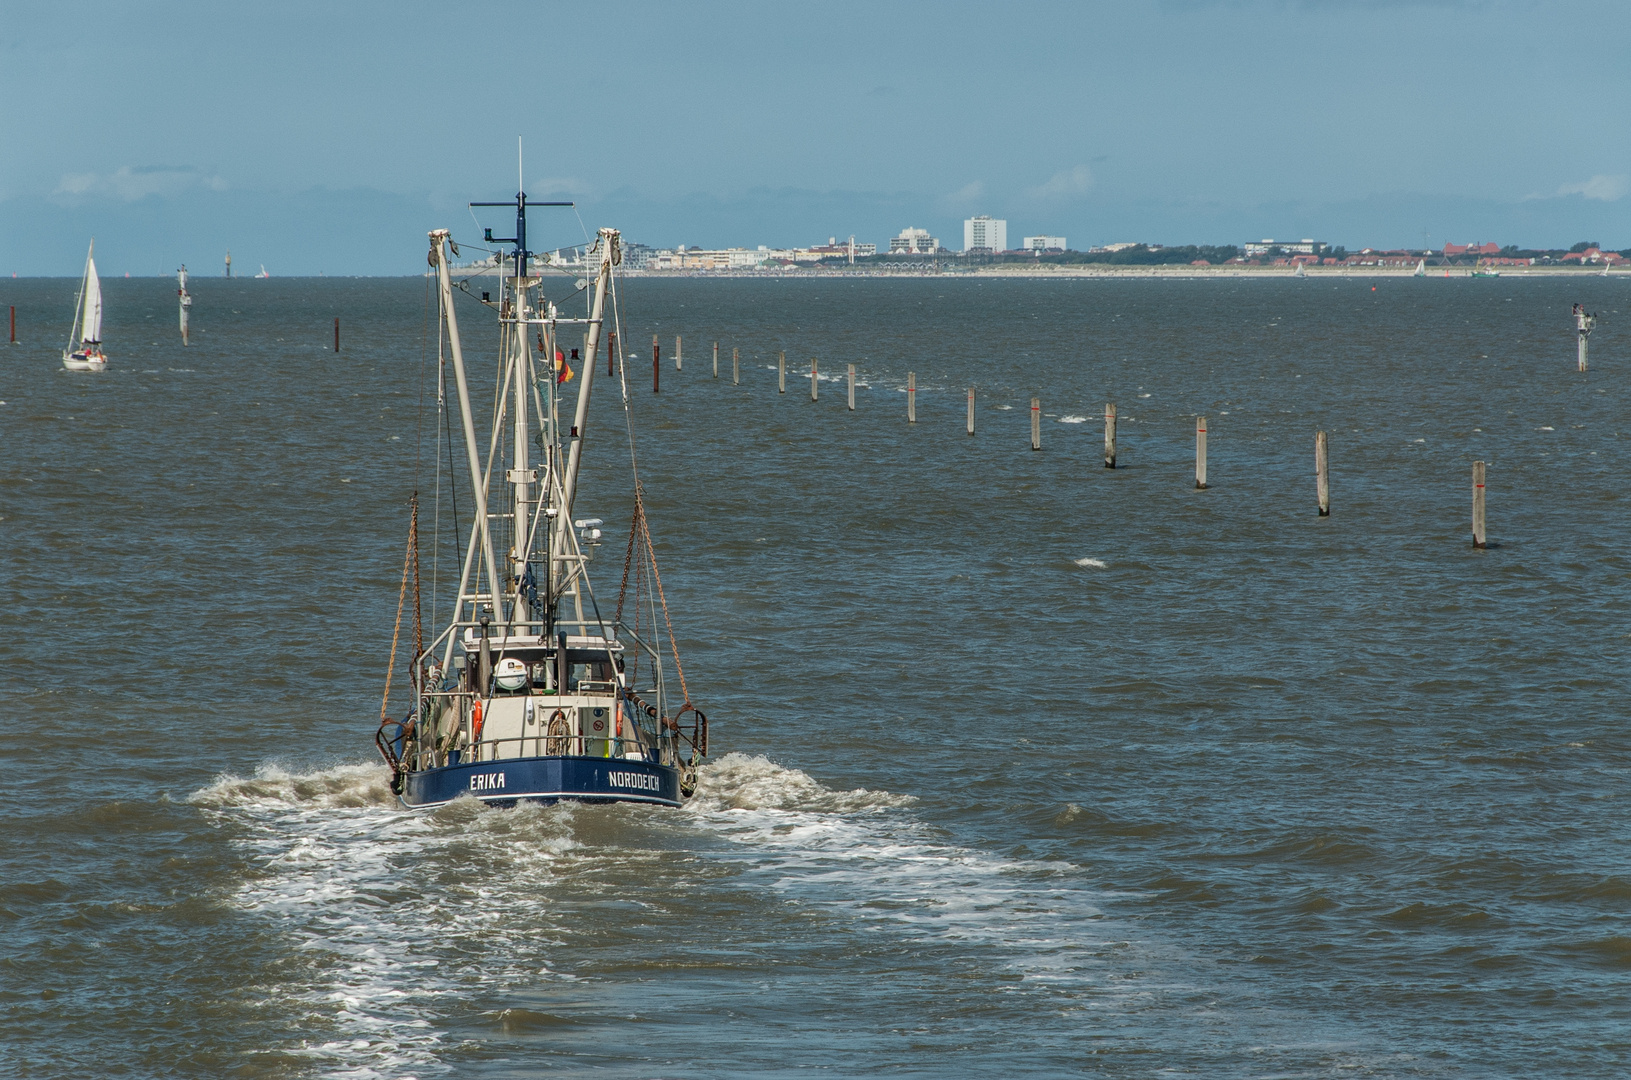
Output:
top-left (1, 276), bottom-right (1628, 1077)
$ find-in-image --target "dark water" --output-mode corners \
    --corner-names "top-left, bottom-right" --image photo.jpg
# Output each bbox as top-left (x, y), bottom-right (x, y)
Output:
top-left (3, 273), bottom-right (1629, 1078)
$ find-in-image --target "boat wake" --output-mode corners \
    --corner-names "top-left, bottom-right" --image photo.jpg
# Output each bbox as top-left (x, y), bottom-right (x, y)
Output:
top-left (190, 754), bottom-right (1127, 1077)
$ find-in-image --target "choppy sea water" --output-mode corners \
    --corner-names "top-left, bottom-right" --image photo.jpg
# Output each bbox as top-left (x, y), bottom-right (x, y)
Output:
top-left (2, 274), bottom-right (1629, 1078)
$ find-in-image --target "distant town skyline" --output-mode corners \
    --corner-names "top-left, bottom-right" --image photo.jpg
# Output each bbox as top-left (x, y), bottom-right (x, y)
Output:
top-left (3, 1), bottom-right (1628, 275)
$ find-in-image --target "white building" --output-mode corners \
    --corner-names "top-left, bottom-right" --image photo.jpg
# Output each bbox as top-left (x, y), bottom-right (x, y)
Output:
top-left (890, 227), bottom-right (939, 255)
top-left (1244, 238), bottom-right (1328, 257)
top-left (1023, 235), bottom-right (1067, 252)
top-left (964, 216), bottom-right (1007, 253)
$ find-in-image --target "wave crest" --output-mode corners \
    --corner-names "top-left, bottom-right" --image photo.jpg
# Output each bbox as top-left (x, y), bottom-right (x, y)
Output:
top-left (188, 762), bottom-right (397, 810)
top-left (689, 752), bottom-right (914, 813)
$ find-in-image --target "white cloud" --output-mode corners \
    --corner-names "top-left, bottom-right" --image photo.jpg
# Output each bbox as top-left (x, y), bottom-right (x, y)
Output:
top-left (937, 180), bottom-right (985, 212)
top-left (1556, 174), bottom-right (1628, 202)
top-left (529, 175), bottom-right (588, 197)
top-left (1028, 165), bottom-right (1094, 201)
top-left (52, 165), bottom-right (227, 203)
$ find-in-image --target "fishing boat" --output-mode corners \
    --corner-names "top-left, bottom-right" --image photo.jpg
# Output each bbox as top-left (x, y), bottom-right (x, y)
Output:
top-left (1472, 265), bottom-right (1500, 278)
top-left (62, 242), bottom-right (106, 371)
top-left (373, 191), bottom-right (708, 809)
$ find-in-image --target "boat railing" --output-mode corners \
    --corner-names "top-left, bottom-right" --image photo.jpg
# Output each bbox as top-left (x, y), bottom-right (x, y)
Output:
top-left (461, 733), bottom-right (659, 765)
top-left (407, 686), bottom-right (675, 771)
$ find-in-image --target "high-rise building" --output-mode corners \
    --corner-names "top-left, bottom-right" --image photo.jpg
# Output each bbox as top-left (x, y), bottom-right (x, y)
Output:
top-left (1023, 236), bottom-right (1067, 252)
top-left (963, 216), bottom-right (1007, 254)
top-left (890, 227), bottom-right (939, 255)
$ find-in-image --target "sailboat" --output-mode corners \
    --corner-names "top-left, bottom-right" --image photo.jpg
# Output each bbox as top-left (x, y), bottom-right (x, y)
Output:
top-left (256, 265), bottom-right (270, 279)
top-left (62, 242), bottom-right (107, 371)
top-left (373, 192), bottom-right (708, 809)
top-left (1413, 259), bottom-right (1426, 277)
top-left (1294, 262), bottom-right (1306, 278)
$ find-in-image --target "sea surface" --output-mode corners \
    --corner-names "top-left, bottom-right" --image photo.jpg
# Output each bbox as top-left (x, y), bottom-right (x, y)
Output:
top-left (2, 273), bottom-right (1629, 1079)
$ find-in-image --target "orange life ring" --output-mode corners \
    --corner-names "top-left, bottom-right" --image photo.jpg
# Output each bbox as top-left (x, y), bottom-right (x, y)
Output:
top-left (471, 698), bottom-right (485, 743)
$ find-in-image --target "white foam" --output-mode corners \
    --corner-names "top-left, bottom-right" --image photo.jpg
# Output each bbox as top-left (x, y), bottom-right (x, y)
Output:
top-left (994, 404), bottom-right (1013, 411)
top-left (1058, 415), bottom-right (1088, 424)
top-left (1074, 557), bottom-right (1108, 569)
top-left (193, 754), bottom-right (1119, 1075)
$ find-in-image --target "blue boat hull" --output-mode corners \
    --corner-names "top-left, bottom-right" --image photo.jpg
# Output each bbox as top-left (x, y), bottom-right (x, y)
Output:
top-left (399, 754), bottom-right (683, 809)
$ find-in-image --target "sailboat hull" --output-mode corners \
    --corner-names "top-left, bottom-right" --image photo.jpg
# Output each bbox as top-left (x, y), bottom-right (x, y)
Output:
top-left (399, 753), bottom-right (683, 809)
top-left (62, 349), bottom-right (106, 371)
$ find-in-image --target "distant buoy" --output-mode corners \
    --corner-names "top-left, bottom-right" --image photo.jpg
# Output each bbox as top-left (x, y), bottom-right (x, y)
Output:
top-left (1371, 286), bottom-right (1376, 291)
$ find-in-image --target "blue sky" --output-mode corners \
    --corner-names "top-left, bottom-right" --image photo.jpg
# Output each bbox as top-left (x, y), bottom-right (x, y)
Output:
top-left (4, 0), bottom-right (1628, 274)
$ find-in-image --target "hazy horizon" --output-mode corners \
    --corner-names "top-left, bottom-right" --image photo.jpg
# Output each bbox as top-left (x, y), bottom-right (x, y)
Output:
top-left (5, 1), bottom-right (1628, 276)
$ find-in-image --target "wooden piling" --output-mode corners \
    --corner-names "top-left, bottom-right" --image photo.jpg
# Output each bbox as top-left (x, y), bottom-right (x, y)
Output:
top-left (907, 372), bottom-right (916, 423)
top-left (778, 351), bottom-right (786, 393)
top-left (1315, 430), bottom-right (1330, 516)
top-left (1472, 460), bottom-right (1487, 548)
top-left (676, 334), bottom-right (682, 371)
top-left (652, 336), bottom-right (660, 393)
top-left (334, 317), bottom-right (340, 352)
top-left (9, 305), bottom-right (15, 345)
top-left (713, 341), bottom-right (719, 379)
top-left (733, 347), bottom-right (740, 386)
top-left (607, 331), bottom-right (617, 377)
top-left (1104, 403), bottom-right (1117, 468)
top-left (811, 358), bottom-right (818, 401)
top-left (1195, 416), bottom-right (1208, 489)
top-left (1030, 398), bottom-right (1041, 450)
top-left (847, 364), bottom-right (856, 410)
top-left (967, 389), bottom-right (975, 435)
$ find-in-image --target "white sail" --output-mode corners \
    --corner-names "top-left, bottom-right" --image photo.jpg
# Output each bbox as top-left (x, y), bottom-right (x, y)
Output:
top-left (80, 257), bottom-right (103, 343)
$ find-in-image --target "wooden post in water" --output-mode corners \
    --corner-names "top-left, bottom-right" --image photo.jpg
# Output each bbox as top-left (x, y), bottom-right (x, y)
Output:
top-left (9, 306), bottom-right (15, 345)
top-left (733, 347), bottom-right (740, 385)
top-left (907, 372), bottom-right (916, 423)
top-left (676, 335), bottom-right (682, 371)
top-left (847, 364), bottom-right (856, 410)
top-left (1315, 430), bottom-right (1330, 516)
top-left (1104, 403), bottom-right (1117, 468)
top-left (778, 351), bottom-right (786, 393)
top-left (810, 358), bottom-right (818, 400)
top-left (967, 388), bottom-right (975, 435)
top-left (1030, 397), bottom-right (1041, 450)
top-left (652, 336), bottom-right (660, 393)
top-left (334, 317), bottom-right (340, 352)
top-left (1576, 304), bottom-right (1595, 372)
top-left (1195, 416), bottom-right (1208, 489)
top-left (713, 341), bottom-right (719, 379)
top-left (607, 331), bottom-right (617, 377)
top-left (1472, 461), bottom-right (1487, 548)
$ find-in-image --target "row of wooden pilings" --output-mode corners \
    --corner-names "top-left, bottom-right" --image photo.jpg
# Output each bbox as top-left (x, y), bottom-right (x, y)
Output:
top-left (640, 335), bottom-right (1492, 549)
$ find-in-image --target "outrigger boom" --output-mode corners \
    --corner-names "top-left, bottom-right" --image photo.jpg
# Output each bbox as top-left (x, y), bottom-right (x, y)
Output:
top-left (376, 193), bottom-right (707, 808)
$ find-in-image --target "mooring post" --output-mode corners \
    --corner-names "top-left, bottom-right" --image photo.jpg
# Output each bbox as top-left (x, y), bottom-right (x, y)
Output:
top-left (811, 358), bottom-right (818, 401)
top-left (334, 317), bottom-right (340, 352)
top-left (1104, 403), bottom-right (1117, 468)
top-left (652, 336), bottom-right (660, 393)
top-left (847, 364), bottom-right (856, 410)
top-left (778, 351), bottom-right (786, 393)
top-left (1576, 303), bottom-right (1595, 372)
top-left (1195, 416), bottom-right (1208, 489)
top-left (907, 371), bottom-right (916, 423)
top-left (9, 305), bottom-right (15, 345)
top-left (676, 334), bottom-right (682, 371)
top-left (1472, 460), bottom-right (1487, 548)
top-left (607, 331), bottom-right (617, 377)
top-left (713, 341), bottom-right (719, 379)
top-left (1316, 430), bottom-right (1330, 516)
top-left (967, 388), bottom-right (975, 435)
top-left (1031, 397), bottom-right (1041, 450)
top-left (733, 347), bottom-right (740, 385)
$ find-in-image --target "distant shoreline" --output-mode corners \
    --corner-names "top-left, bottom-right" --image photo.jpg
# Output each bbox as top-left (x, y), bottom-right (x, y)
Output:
top-left (625, 264), bottom-right (1624, 281)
